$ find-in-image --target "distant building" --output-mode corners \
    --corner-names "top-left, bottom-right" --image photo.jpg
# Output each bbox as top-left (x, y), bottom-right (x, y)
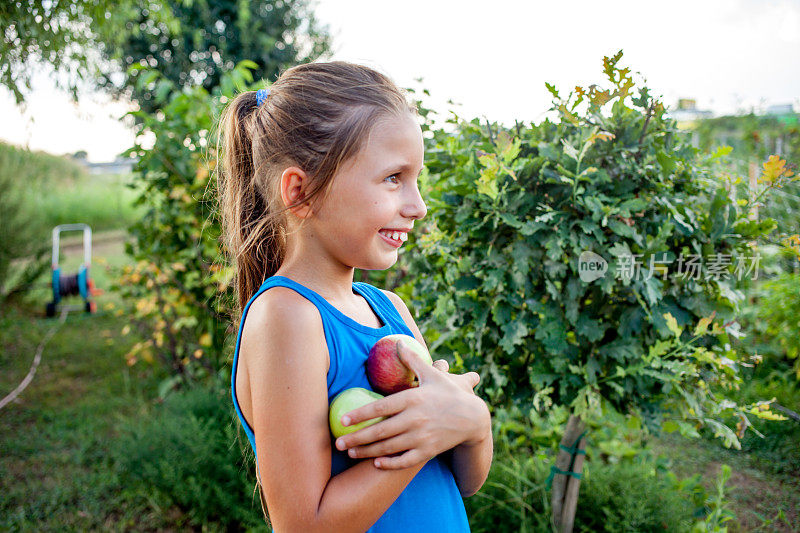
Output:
top-left (764, 103), bottom-right (798, 126)
top-left (71, 153), bottom-right (137, 175)
top-left (665, 99), bottom-right (715, 129)
top-left (766, 103), bottom-right (795, 115)
top-left (663, 99), bottom-right (715, 147)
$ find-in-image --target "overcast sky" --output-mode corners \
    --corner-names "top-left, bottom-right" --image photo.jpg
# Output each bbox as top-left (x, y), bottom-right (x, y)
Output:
top-left (1, 0), bottom-right (798, 162)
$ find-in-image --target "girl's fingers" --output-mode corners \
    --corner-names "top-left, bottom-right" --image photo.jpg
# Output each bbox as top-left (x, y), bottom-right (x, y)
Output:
top-left (433, 359), bottom-right (449, 372)
top-left (336, 409), bottom-right (413, 451)
top-left (340, 388), bottom-right (411, 430)
top-left (346, 432), bottom-right (415, 460)
top-left (396, 340), bottom-right (438, 383)
top-left (374, 448), bottom-right (426, 470)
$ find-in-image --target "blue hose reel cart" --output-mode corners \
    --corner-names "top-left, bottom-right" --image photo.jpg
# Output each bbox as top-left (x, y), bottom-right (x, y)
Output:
top-left (45, 224), bottom-right (102, 317)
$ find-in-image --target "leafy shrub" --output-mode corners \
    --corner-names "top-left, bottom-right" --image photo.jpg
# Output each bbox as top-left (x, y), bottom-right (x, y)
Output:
top-left (111, 385), bottom-right (265, 529)
top-left (402, 50), bottom-right (789, 448)
top-left (724, 364), bottom-right (800, 475)
top-left (112, 63), bottom-right (249, 384)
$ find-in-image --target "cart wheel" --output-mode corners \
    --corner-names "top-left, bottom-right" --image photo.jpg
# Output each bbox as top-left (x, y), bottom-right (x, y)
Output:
top-left (46, 302), bottom-right (56, 318)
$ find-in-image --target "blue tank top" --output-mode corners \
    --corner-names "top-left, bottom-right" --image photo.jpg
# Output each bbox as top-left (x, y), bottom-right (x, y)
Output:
top-left (231, 275), bottom-right (470, 533)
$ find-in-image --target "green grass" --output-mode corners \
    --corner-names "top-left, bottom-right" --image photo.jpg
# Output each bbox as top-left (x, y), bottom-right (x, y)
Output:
top-left (23, 172), bottom-right (146, 242)
top-left (650, 432), bottom-right (800, 531)
top-left (2, 228), bottom-right (265, 530)
top-left (0, 288), bottom-right (180, 530)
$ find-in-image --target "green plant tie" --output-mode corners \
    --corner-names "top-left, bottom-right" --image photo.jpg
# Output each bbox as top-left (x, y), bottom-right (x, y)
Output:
top-left (545, 431), bottom-right (587, 490)
top-left (558, 444), bottom-right (587, 455)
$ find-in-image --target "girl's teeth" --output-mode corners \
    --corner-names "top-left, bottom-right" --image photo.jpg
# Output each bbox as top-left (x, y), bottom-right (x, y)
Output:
top-left (380, 230), bottom-right (407, 242)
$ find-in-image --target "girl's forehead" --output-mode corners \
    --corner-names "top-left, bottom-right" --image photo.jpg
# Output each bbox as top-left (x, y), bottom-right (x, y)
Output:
top-left (334, 113), bottom-right (423, 180)
top-left (362, 115), bottom-right (423, 156)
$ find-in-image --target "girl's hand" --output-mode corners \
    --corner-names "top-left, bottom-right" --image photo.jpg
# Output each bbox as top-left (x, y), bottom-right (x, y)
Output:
top-left (334, 340), bottom-right (490, 470)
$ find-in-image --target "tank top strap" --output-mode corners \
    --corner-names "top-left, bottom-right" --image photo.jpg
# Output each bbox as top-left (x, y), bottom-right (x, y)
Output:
top-left (352, 282), bottom-right (413, 334)
top-left (260, 275), bottom-right (333, 310)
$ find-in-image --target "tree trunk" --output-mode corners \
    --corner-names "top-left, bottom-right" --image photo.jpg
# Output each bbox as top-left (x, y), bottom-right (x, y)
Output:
top-left (551, 414), bottom-right (587, 533)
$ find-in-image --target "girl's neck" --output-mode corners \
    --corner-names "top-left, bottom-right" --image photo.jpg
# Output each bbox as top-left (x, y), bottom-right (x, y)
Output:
top-left (273, 265), bottom-right (357, 305)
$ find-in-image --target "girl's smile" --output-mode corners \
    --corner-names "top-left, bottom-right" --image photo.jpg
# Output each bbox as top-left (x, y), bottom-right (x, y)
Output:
top-left (378, 229), bottom-right (409, 248)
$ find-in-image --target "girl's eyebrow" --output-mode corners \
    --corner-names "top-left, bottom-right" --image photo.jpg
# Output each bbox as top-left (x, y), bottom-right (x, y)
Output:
top-left (381, 163), bottom-right (424, 176)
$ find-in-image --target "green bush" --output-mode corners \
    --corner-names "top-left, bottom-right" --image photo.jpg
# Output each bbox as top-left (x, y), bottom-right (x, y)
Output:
top-left (111, 385), bottom-right (266, 530)
top-left (465, 441), bottom-right (700, 532)
top-left (403, 50), bottom-right (787, 451)
top-left (575, 461), bottom-right (693, 532)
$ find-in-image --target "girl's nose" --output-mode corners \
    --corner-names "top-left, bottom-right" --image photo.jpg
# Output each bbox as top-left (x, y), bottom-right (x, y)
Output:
top-left (403, 185), bottom-right (427, 221)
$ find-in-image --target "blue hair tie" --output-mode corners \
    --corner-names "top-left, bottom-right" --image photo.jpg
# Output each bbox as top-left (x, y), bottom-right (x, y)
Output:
top-left (256, 88), bottom-right (271, 106)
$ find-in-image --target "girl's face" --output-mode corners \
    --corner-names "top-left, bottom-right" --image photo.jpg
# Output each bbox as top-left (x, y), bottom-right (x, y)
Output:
top-left (310, 112), bottom-right (427, 271)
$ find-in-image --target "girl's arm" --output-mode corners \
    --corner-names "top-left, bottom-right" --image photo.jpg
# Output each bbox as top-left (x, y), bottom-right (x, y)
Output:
top-left (242, 288), bottom-right (429, 533)
top-left (380, 290), bottom-right (494, 498)
top-left (441, 398), bottom-right (493, 497)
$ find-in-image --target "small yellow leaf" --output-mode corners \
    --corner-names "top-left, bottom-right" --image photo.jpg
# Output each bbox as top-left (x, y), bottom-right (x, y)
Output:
top-left (587, 131), bottom-right (616, 145)
top-left (736, 416), bottom-right (747, 439)
top-left (557, 104), bottom-right (580, 126)
top-left (663, 312), bottom-right (683, 337)
top-left (169, 186), bottom-right (186, 200)
top-left (760, 154), bottom-right (793, 184)
top-left (199, 332), bottom-right (212, 347)
top-left (693, 311), bottom-right (717, 336)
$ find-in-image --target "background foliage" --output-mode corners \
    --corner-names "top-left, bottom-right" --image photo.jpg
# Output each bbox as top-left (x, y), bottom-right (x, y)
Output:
top-left (0, 0), bottom-right (179, 105)
top-left (398, 51), bottom-right (792, 449)
top-left (112, 62), bottom-right (251, 386)
top-left (96, 0), bottom-right (332, 116)
top-left (0, 143), bottom-right (88, 306)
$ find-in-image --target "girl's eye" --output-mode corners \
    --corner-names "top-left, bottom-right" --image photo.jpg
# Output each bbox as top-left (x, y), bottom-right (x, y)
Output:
top-left (385, 174), bottom-right (401, 184)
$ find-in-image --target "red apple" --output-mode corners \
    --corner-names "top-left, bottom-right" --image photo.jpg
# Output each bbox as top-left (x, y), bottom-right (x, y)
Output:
top-left (366, 333), bottom-right (433, 395)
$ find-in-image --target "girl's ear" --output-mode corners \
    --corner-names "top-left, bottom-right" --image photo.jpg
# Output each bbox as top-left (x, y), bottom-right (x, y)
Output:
top-left (279, 166), bottom-right (313, 219)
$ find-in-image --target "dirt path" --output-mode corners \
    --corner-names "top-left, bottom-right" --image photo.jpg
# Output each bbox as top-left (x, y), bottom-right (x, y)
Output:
top-left (59, 228), bottom-right (133, 258)
top-left (9, 229), bottom-right (132, 270)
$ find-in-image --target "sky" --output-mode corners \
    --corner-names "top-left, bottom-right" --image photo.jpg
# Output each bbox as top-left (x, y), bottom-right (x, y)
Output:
top-left (1, 0), bottom-right (798, 162)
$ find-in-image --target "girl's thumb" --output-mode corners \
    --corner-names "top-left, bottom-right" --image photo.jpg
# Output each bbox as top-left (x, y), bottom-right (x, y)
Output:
top-left (396, 340), bottom-right (434, 381)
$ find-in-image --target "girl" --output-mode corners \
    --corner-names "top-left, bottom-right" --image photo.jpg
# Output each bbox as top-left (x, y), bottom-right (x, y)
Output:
top-left (217, 61), bottom-right (493, 532)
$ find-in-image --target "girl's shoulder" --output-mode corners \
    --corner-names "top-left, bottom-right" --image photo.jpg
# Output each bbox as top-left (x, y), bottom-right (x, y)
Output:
top-left (247, 284), bottom-right (318, 320)
top-left (373, 287), bottom-right (411, 321)
top-left (242, 286), bottom-right (325, 347)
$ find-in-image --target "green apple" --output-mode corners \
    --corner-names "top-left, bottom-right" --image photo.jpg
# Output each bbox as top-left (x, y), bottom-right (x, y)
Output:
top-left (329, 387), bottom-right (386, 439)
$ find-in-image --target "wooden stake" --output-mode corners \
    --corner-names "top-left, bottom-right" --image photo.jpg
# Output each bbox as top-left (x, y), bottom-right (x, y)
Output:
top-left (561, 433), bottom-right (587, 533)
top-left (552, 415), bottom-right (586, 533)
